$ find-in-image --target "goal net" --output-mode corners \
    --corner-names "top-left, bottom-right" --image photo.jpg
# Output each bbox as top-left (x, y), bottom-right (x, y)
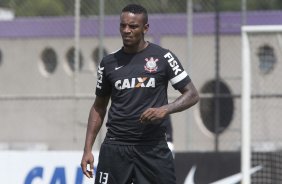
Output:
top-left (241, 25), bottom-right (282, 184)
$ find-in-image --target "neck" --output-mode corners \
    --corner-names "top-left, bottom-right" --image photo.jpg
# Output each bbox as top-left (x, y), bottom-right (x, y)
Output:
top-left (123, 40), bottom-right (148, 54)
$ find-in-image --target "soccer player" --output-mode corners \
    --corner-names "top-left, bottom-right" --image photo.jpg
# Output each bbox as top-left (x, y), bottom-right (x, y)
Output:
top-left (81, 4), bottom-right (199, 184)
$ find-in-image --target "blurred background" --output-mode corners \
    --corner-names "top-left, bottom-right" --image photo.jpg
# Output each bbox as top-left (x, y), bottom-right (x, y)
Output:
top-left (0, 0), bottom-right (282, 183)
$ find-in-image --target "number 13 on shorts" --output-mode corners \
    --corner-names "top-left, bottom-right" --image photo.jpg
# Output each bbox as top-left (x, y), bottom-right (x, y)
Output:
top-left (98, 172), bottom-right (109, 184)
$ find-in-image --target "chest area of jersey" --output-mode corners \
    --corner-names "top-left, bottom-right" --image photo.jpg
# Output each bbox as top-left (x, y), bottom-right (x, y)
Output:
top-left (108, 56), bottom-right (166, 90)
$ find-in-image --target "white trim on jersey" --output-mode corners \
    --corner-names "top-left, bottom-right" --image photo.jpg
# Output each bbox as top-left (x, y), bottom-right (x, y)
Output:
top-left (170, 71), bottom-right (188, 85)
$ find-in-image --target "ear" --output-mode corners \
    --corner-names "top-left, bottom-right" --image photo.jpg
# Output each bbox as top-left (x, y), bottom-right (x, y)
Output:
top-left (143, 23), bottom-right (149, 34)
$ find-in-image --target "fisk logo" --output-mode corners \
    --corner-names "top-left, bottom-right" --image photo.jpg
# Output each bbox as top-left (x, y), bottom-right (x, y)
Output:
top-left (97, 65), bottom-right (104, 89)
top-left (115, 77), bottom-right (155, 90)
top-left (164, 52), bottom-right (182, 75)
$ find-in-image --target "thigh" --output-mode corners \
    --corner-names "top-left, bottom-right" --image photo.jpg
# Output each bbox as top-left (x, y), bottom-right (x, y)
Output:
top-left (133, 142), bottom-right (176, 184)
top-left (95, 143), bottom-right (134, 184)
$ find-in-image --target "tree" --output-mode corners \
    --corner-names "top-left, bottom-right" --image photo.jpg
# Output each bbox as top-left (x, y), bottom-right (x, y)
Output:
top-left (0, 0), bottom-right (11, 8)
top-left (248, 0), bottom-right (282, 10)
top-left (14, 0), bottom-right (65, 16)
top-left (1, 0), bottom-right (281, 17)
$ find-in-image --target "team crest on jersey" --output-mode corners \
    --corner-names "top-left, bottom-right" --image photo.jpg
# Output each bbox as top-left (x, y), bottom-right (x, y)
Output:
top-left (144, 57), bottom-right (159, 73)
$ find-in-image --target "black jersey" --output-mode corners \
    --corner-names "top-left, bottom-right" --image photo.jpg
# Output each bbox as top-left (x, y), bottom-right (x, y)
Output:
top-left (96, 43), bottom-right (190, 144)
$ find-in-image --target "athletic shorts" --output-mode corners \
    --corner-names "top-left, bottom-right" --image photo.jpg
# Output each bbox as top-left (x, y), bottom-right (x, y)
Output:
top-left (94, 141), bottom-right (176, 184)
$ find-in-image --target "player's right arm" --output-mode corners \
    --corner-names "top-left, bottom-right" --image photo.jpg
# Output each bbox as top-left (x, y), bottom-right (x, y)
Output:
top-left (81, 95), bottom-right (110, 178)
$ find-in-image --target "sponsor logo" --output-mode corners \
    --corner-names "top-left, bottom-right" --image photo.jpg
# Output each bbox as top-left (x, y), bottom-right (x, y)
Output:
top-left (114, 77), bottom-right (155, 90)
top-left (97, 65), bottom-right (104, 89)
top-left (184, 165), bottom-right (262, 184)
top-left (24, 166), bottom-right (95, 184)
top-left (144, 57), bottom-right (159, 73)
top-left (164, 52), bottom-right (182, 75)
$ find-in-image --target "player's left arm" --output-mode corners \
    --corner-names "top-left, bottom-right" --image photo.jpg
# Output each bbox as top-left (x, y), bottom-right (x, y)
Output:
top-left (140, 81), bottom-right (199, 123)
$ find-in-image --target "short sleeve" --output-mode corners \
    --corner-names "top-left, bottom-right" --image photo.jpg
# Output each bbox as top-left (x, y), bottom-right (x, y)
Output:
top-left (163, 51), bottom-right (191, 90)
top-left (95, 60), bottom-right (111, 96)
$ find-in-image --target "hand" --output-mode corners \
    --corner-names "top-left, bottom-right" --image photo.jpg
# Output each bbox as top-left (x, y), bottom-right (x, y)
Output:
top-left (81, 151), bottom-right (94, 178)
top-left (140, 107), bottom-right (168, 124)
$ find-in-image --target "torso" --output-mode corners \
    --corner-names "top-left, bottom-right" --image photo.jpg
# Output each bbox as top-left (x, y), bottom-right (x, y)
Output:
top-left (96, 43), bottom-right (190, 144)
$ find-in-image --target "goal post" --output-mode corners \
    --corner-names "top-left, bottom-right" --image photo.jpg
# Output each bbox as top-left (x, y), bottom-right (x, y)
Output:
top-left (241, 25), bottom-right (282, 184)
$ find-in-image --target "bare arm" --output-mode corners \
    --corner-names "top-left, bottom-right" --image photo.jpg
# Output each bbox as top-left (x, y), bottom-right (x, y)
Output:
top-left (81, 95), bottom-right (110, 178)
top-left (140, 82), bottom-right (199, 123)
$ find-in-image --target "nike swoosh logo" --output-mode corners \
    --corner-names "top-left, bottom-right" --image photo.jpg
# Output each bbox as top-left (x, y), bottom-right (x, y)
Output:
top-left (115, 66), bottom-right (123, 70)
top-left (184, 165), bottom-right (262, 184)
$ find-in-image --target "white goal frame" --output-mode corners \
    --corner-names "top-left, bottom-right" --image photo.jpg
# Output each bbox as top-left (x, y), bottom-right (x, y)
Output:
top-left (241, 25), bottom-right (282, 184)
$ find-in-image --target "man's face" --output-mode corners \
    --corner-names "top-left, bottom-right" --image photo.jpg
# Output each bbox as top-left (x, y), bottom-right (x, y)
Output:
top-left (120, 12), bottom-right (148, 47)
